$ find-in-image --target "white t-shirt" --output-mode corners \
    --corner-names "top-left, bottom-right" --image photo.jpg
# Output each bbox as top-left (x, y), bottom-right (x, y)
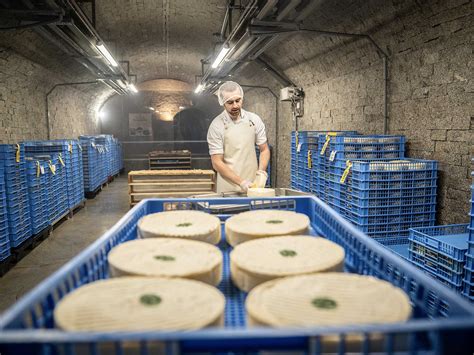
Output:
top-left (207, 109), bottom-right (267, 155)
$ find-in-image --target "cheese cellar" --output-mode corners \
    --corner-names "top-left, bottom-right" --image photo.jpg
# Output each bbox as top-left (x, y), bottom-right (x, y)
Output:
top-left (0, 1), bottom-right (473, 354)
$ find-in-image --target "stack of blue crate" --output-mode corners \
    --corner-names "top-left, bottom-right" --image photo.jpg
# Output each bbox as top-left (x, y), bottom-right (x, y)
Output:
top-left (80, 136), bottom-right (102, 192)
top-left (65, 140), bottom-right (85, 208)
top-left (95, 135), bottom-right (112, 181)
top-left (290, 131), bottom-right (319, 192)
top-left (290, 131), bottom-right (358, 193)
top-left (255, 145), bottom-right (271, 187)
top-left (0, 165), bottom-right (11, 261)
top-left (317, 134), bottom-right (406, 203)
top-left (110, 137), bottom-right (119, 176)
top-left (24, 140), bottom-right (83, 210)
top-left (25, 156), bottom-right (50, 234)
top-left (409, 224), bottom-right (469, 292)
top-left (323, 156), bottom-right (437, 242)
top-left (47, 154), bottom-right (68, 222)
top-left (463, 165), bottom-right (474, 301)
top-left (0, 144), bottom-right (32, 248)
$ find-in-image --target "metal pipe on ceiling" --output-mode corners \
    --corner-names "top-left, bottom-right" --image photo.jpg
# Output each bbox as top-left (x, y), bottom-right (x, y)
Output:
top-left (244, 0), bottom-right (323, 59)
top-left (276, 0), bottom-right (301, 21)
top-left (220, 0), bottom-right (232, 40)
top-left (256, 0), bottom-right (277, 20)
top-left (255, 56), bottom-right (295, 87)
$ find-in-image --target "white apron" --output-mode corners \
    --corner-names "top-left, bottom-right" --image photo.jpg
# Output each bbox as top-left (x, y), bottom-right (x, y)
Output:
top-left (216, 116), bottom-right (258, 193)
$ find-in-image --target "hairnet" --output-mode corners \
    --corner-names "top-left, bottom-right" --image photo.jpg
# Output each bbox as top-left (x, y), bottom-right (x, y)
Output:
top-left (217, 81), bottom-right (243, 106)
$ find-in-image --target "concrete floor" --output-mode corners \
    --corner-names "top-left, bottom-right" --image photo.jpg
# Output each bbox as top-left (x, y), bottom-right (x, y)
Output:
top-left (0, 176), bottom-right (130, 313)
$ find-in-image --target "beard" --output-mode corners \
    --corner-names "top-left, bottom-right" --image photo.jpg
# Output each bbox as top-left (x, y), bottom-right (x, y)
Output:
top-left (229, 108), bottom-right (240, 118)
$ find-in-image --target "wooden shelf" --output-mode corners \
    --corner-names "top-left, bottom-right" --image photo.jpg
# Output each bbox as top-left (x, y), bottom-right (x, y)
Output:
top-left (128, 169), bottom-right (216, 207)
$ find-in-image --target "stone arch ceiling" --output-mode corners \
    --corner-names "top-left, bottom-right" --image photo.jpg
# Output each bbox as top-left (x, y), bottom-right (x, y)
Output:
top-left (94, 0), bottom-right (226, 84)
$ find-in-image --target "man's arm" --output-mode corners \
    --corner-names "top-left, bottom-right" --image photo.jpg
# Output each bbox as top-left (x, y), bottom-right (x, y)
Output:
top-left (211, 154), bottom-right (244, 186)
top-left (257, 142), bottom-right (270, 172)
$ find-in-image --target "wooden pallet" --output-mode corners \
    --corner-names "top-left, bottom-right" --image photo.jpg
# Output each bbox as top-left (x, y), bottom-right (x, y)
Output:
top-left (148, 150), bottom-right (192, 170)
top-left (128, 169), bottom-right (216, 207)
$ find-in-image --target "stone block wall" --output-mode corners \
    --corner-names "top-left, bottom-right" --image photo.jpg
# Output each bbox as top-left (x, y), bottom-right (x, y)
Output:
top-left (0, 47), bottom-right (100, 143)
top-left (243, 0), bottom-right (473, 224)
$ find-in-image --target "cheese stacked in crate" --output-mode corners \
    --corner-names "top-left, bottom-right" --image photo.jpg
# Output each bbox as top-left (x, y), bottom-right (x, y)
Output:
top-left (246, 273), bottom-right (411, 351)
top-left (108, 239), bottom-right (223, 286)
top-left (54, 277), bottom-right (225, 331)
top-left (225, 210), bottom-right (310, 246)
top-left (231, 236), bottom-right (345, 291)
top-left (138, 210), bottom-right (221, 245)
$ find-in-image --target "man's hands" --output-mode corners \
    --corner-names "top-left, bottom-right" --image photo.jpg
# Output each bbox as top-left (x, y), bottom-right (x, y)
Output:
top-left (239, 179), bottom-right (253, 192)
top-left (253, 170), bottom-right (268, 188)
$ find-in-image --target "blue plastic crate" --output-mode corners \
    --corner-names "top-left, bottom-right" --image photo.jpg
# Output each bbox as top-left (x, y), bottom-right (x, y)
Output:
top-left (0, 238), bottom-right (10, 261)
top-left (464, 266), bottom-right (474, 284)
top-left (409, 224), bottom-right (469, 261)
top-left (409, 249), bottom-right (465, 284)
top-left (0, 196), bottom-right (473, 354)
top-left (318, 135), bottom-right (405, 162)
top-left (462, 280), bottom-right (474, 301)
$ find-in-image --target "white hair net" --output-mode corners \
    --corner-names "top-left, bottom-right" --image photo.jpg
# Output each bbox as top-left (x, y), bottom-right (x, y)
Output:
top-left (217, 81), bottom-right (243, 106)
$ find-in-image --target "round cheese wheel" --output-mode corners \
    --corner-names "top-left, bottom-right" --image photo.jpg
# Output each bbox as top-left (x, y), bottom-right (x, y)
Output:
top-left (138, 210), bottom-right (221, 244)
top-left (246, 273), bottom-right (411, 351)
top-left (230, 236), bottom-right (344, 291)
top-left (225, 210), bottom-right (310, 247)
top-left (108, 239), bottom-right (223, 286)
top-left (54, 277), bottom-right (225, 331)
top-left (247, 188), bottom-right (276, 197)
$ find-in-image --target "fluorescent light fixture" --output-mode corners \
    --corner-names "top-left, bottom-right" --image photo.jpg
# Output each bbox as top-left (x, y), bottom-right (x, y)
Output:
top-left (211, 44), bottom-right (231, 68)
top-left (148, 107), bottom-right (155, 111)
top-left (96, 43), bottom-right (118, 67)
top-left (194, 84), bottom-right (204, 94)
top-left (128, 84), bottom-right (138, 93)
top-left (117, 79), bottom-right (127, 89)
top-left (179, 106), bottom-right (185, 110)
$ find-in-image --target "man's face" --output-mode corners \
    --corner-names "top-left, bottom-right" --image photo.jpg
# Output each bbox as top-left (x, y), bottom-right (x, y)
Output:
top-left (223, 91), bottom-right (243, 119)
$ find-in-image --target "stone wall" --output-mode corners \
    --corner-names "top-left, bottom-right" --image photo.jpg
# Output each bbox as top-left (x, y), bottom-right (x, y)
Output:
top-left (0, 47), bottom-right (100, 143)
top-left (243, 0), bottom-right (473, 224)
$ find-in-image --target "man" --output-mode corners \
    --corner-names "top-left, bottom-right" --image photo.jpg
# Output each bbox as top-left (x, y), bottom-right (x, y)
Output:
top-left (207, 81), bottom-right (270, 193)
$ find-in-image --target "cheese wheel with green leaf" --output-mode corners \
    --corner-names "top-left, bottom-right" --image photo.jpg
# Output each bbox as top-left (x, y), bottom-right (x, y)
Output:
top-left (246, 273), bottom-right (411, 351)
top-left (225, 210), bottom-right (310, 246)
top-left (230, 236), bottom-right (344, 291)
top-left (108, 238), bottom-right (223, 286)
top-left (138, 210), bottom-right (221, 244)
top-left (54, 277), bottom-right (225, 331)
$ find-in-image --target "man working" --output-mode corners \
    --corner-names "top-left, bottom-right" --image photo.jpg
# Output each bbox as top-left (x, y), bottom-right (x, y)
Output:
top-left (207, 81), bottom-right (270, 193)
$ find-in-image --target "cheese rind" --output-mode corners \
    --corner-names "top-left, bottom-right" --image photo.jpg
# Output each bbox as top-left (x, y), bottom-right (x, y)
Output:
top-left (247, 188), bottom-right (276, 197)
top-left (108, 238), bottom-right (223, 286)
top-left (225, 210), bottom-right (310, 246)
top-left (246, 273), bottom-right (411, 327)
top-left (138, 210), bottom-right (221, 244)
top-left (54, 277), bottom-right (226, 331)
top-left (230, 236), bottom-right (344, 291)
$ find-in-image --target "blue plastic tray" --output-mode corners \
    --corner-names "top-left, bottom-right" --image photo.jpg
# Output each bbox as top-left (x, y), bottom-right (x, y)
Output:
top-left (0, 197), bottom-right (473, 354)
top-left (409, 225), bottom-right (469, 261)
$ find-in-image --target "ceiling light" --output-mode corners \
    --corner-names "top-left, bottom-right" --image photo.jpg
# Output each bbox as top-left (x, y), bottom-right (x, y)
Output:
top-left (98, 110), bottom-right (106, 120)
top-left (148, 107), bottom-right (155, 111)
top-left (194, 84), bottom-right (204, 94)
top-left (179, 106), bottom-right (186, 110)
top-left (96, 43), bottom-right (118, 67)
top-left (129, 84), bottom-right (138, 93)
top-left (117, 79), bottom-right (127, 89)
top-left (211, 44), bottom-right (231, 69)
